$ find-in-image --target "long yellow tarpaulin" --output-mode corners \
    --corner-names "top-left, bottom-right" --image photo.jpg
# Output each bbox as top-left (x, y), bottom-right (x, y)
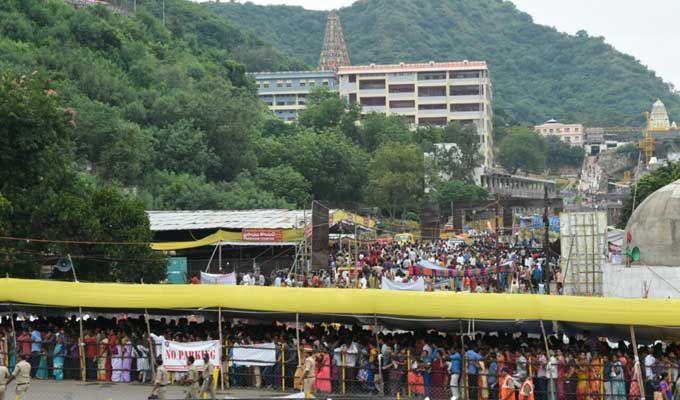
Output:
top-left (0, 278), bottom-right (678, 327)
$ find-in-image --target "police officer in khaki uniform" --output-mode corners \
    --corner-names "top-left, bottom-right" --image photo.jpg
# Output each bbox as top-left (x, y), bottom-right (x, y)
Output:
top-left (11, 355), bottom-right (31, 400)
top-left (151, 358), bottom-right (169, 400)
top-left (301, 348), bottom-right (317, 399)
top-left (200, 354), bottom-right (216, 400)
top-left (184, 356), bottom-right (200, 399)
top-left (0, 362), bottom-right (10, 400)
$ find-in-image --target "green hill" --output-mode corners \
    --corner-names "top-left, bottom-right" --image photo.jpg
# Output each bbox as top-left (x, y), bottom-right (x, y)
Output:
top-left (208, 0), bottom-right (680, 126)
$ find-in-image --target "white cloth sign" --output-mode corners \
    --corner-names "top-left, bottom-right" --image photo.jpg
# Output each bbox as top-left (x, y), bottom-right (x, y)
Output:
top-left (161, 340), bottom-right (221, 372)
top-left (231, 342), bottom-right (277, 367)
top-left (200, 271), bottom-right (236, 285)
top-left (381, 276), bottom-right (425, 291)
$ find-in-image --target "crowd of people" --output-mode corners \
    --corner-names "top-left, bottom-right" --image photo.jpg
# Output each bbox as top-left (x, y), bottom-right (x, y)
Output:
top-left (1, 314), bottom-right (679, 400)
top-left (212, 239), bottom-right (563, 295)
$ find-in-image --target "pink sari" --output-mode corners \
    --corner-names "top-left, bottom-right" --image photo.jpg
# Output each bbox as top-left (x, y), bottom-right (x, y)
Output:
top-left (315, 353), bottom-right (332, 393)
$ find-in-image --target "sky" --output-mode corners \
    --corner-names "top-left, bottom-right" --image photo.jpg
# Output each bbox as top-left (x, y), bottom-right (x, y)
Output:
top-left (221, 0), bottom-right (680, 88)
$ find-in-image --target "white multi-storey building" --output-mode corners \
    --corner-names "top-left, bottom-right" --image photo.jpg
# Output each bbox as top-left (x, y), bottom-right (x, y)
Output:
top-left (336, 61), bottom-right (494, 167)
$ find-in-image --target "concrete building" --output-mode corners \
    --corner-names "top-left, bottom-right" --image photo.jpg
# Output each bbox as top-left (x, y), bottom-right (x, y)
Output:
top-left (251, 71), bottom-right (338, 121)
top-left (534, 120), bottom-right (584, 147)
top-left (336, 61), bottom-right (494, 167)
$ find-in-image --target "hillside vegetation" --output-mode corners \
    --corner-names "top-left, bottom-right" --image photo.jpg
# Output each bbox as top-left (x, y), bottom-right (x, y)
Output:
top-left (210, 0), bottom-right (680, 126)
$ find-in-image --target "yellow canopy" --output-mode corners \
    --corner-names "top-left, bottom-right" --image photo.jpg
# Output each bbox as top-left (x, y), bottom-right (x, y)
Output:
top-left (150, 229), bottom-right (304, 250)
top-left (0, 278), bottom-right (678, 328)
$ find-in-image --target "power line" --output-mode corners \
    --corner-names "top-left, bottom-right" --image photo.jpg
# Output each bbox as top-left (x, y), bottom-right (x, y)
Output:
top-left (0, 235), bottom-right (150, 246)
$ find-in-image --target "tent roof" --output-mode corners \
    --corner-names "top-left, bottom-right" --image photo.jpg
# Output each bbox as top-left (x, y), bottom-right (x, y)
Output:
top-left (2, 279), bottom-right (680, 331)
top-left (146, 210), bottom-right (309, 231)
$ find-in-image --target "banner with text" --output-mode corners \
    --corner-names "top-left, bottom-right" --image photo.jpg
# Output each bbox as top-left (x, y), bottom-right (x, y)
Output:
top-left (200, 271), bottom-right (236, 285)
top-left (230, 342), bottom-right (277, 367)
top-left (381, 277), bottom-right (425, 291)
top-left (161, 340), bottom-right (221, 372)
top-left (242, 229), bottom-right (283, 242)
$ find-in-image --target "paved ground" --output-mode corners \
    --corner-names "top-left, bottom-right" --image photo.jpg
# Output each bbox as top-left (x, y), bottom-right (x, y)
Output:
top-left (2, 380), bottom-right (286, 400)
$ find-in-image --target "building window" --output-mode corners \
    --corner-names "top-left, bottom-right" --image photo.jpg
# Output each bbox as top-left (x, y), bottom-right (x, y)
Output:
top-left (322, 80), bottom-right (329, 87)
top-left (276, 101), bottom-right (285, 106)
top-left (450, 103), bottom-right (481, 112)
top-left (286, 82), bottom-right (292, 88)
top-left (360, 97), bottom-right (386, 106)
top-left (389, 84), bottom-right (415, 93)
top-left (549, 129), bottom-right (554, 133)
top-left (349, 93), bottom-right (357, 104)
top-left (418, 86), bottom-right (446, 97)
top-left (309, 81), bottom-right (316, 87)
top-left (419, 103), bottom-right (447, 110)
top-left (389, 100), bottom-right (415, 109)
top-left (574, 127), bottom-right (580, 132)
top-left (565, 127), bottom-right (570, 132)
top-left (299, 81), bottom-right (306, 87)
top-left (418, 117), bottom-right (448, 126)
top-left (449, 85), bottom-right (480, 96)
top-left (417, 71), bottom-right (446, 80)
top-left (400, 115), bottom-right (416, 123)
top-left (348, 74), bottom-right (356, 83)
top-left (263, 82), bottom-right (270, 88)
top-left (277, 82), bottom-right (284, 88)
top-left (450, 70), bottom-right (481, 79)
top-left (359, 79), bottom-right (386, 89)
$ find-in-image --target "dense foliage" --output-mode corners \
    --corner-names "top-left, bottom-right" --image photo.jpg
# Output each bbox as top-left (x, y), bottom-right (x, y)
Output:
top-left (618, 162), bottom-right (680, 228)
top-left (498, 126), bottom-right (584, 174)
top-left (211, 0), bottom-right (680, 126)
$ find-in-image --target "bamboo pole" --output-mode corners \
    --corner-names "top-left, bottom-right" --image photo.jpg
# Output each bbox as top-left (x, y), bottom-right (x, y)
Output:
top-left (295, 313), bottom-right (301, 366)
top-left (374, 314), bottom-right (384, 395)
top-left (79, 307), bottom-right (86, 382)
top-left (630, 326), bottom-right (645, 400)
top-left (407, 349), bottom-right (412, 398)
top-left (218, 307), bottom-right (225, 391)
top-left (145, 309), bottom-right (156, 377)
top-left (281, 343), bottom-right (285, 392)
top-left (540, 320), bottom-right (555, 400)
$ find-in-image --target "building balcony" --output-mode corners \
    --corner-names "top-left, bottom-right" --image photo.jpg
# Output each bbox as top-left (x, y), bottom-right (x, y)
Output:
top-left (449, 77), bottom-right (484, 86)
top-left (450, 111), bottom-right (483, 119)
top-left (388, 74), bottom-right (416, 83)
top-left (416, 79), bottom-right (448, 86)
top-left (418, 96), bottom-right (448, 104)
top-left (358, 88), bottom-right (387, 96)
top-left (418, 108), bottom-right (449, 117)
top-left (361, 105), bottom-right (387, 113)
top-left (389, 107), bottom-right (417, 114)
top-left (449, 94), bottom-right (484, 103)
top-left (388, 91), bottom-right (416, 99)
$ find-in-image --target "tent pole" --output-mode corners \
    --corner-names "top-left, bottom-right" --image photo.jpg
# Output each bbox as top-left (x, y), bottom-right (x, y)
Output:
top-left (79, 307), bottom-right (86, 382)
top-left (630, 325), bottom-right (644, 398)
top-left (374, 314), bottom-right (384, 395)
top-left (218, 242), bottom-right (222, 271)
top-left (9, 305), bottom-right (17, 360)
top-left (205, 244), bottom-right (219, 273)
top-left (219, 307), bottom-right (225, 391)
top-left (540, 320), bottom-right (554, 400)
top-left (145, 309), bottom-right (156, 377)
top-left (296, 313), bottom-right (301, 366)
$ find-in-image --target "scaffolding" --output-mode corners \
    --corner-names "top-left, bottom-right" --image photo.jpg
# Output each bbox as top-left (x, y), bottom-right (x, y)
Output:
top-left (560, 211), bottom-right (607, 296)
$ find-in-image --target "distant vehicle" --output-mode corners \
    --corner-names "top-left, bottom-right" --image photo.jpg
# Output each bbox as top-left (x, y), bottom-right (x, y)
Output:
top-left (394, 233), bottom-right (414, 246)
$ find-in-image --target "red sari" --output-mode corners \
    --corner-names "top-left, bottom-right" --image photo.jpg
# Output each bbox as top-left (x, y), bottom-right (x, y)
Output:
top-left (105, 335), bottom-right (116, 382)
top-left (314, 353), bottom-right (332, 393)
top-left (431, 358), bottom-right (449, 400)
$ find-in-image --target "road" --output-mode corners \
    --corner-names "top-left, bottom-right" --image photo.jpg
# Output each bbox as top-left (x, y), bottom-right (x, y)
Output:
top-left (3, 380), bottom-right (288, 400)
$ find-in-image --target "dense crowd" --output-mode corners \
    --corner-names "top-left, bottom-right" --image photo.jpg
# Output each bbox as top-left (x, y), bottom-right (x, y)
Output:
top-left (229, 239), bottom-right (563, 295)
top-left (1, 314), bottom-right (679, 400)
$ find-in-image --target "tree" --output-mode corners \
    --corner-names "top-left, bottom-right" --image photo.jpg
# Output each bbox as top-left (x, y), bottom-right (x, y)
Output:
top-left (251, 166), bottom-right (312, 208)
top-left (153, 119), bottom-right (219, 176)
top-left (431, 179), bottom-right (488, 212)
top-left (366, 143), bottom-right (424, 218)
top-left (284, 129), bottom-right (367, 203)
top-left (498, 126), bottom-right (547, 174)
top-left (618, 162), bottom-right (680, 228)
top-left (545, 136), bottom-right (585, 172)
top-left (298, 88), bottom-right (358, 133)
top-left (352, 113), bottom-right (412, 152)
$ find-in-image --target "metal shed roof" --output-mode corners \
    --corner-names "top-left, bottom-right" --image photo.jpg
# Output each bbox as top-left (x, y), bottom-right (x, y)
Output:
top-left (146, 210), bottom-right (310, 232)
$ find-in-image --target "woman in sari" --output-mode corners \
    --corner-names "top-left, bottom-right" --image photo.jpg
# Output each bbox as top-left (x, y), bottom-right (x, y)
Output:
top-left (478, 358), bottom-right (489, 400)
top-left (121, 336), bottom-right (132, 383)
top-left (629, 359), bottom-right (642, 400)
top-left (36, 348), bottom-right (49, 379)
top-left (589, 355), bottom-right (603, 400)
top-left (98, 337), bottom-right (109, 381)
top-left (53, 335), bottom-right (66, 381)
top-left (576, 354), bottom-right (589, 400)
top-left (557, 351), bottom-right (568, 400)
top-left (611, 355), bottom-right (627, 400)
top-left (315, 351), bottom-right (332, 393)
top-left (565, 363), bottom-right (578, 400)
top-left (110, 334), bottom-right (122, 382)
top-left (431, 350), bottom-right (449, 400)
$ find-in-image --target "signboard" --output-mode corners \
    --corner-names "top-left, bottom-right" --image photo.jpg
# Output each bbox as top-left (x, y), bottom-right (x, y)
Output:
top-left (242, 229), bottom-right (283, 242)
top-left (161, 340), bottom-right (221, 372)
top-left (166, 257), bottom-right (187, 284)
top-left (200, 271), bottom-right (236, 285)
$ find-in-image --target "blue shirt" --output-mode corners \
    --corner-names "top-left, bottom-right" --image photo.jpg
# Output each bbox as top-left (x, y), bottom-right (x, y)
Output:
top-left (30, 330), bottom-right (42, 353)
top-left (488, 360), bottom-right (498, 385)
top-left (450, 352), bottom-right (461, 374)
top-left (466, 350), bottom-right (482, 374)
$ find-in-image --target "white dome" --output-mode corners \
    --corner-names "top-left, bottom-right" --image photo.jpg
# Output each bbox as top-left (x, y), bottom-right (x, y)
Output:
top-left (625, 179), bottom-right (680, 266)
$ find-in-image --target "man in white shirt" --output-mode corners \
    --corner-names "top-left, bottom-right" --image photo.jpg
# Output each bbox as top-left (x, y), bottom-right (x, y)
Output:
top-left (274, 275), bottom-right (282, 287)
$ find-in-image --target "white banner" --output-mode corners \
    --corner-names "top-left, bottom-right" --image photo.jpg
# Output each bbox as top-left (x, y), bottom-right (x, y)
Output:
top-left (161, 340), bottom-right (221, 372)
top-left (381, 276), bottom-right (425, 291)
top-left (200, 271), bottom-right (236, 285)
top-left (231, 342), bottom-right (277, 367)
